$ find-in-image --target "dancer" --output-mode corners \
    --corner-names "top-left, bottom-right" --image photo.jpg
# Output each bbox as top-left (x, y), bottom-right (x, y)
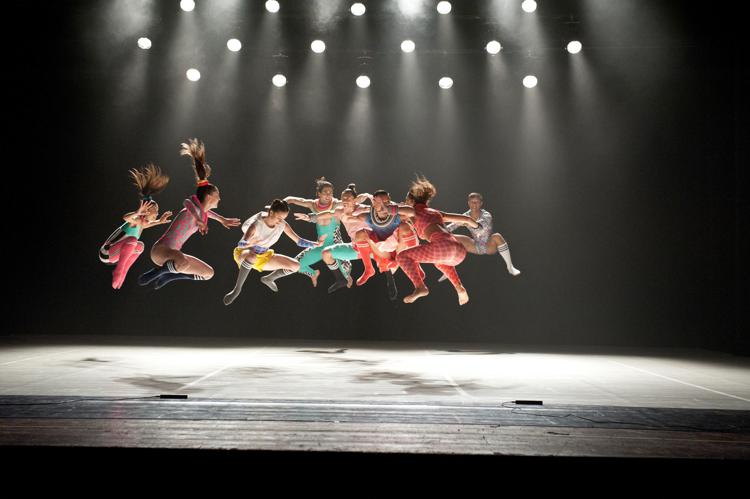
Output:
top-left (397, 177), bottom-right (480, 306)
top-left (223, 199), bottom-right (325, 305)
top-left (138, 138), bottom-right (241, 289)
top-left (295, 184), bottom-right (375, 288)
top-left (261, 178), bottom-right (367, 294)
top-left (99, 164), bottom-right (172, 289)
top-left (439, 192), bottom-right (520, 281)
top-left (356, 189), bottom-right (416, 297)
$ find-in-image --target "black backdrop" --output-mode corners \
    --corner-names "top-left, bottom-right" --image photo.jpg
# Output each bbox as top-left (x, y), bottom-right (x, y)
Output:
top-left (7, 1), bottom-right (748, 353)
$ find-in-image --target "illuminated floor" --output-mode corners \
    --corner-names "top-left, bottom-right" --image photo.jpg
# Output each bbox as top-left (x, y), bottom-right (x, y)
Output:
top-left (1, 335), bottom-right (749, 459)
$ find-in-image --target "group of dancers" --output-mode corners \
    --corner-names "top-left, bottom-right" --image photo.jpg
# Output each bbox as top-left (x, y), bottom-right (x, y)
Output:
top-left (99, 139), bottom-right (521, 306)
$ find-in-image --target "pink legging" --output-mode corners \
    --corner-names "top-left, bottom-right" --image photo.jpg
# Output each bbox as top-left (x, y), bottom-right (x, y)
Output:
top-left (396, 232), bottom-right (466, 289)
top-left (108, 237), bottom-right (144, 288)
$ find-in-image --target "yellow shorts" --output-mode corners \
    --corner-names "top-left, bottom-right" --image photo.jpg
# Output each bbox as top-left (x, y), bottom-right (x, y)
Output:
top-left (233, 247), bottom-right (275, 272)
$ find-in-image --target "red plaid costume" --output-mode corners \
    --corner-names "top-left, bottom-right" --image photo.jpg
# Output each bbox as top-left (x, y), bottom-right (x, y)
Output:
top-left (396, 204), bottom-right (466, 289)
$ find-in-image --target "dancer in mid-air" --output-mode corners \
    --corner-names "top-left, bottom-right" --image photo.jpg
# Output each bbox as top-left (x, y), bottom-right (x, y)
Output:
top-left (223, 199), bottom-right (325, 305)
top-left (440, 192), bottom-right (520, 281)
top-left (261, 178), bottom-right (368, 294)
top-left (138, 138), bottom-right (241, 289)
top-left (397, 177), bottom-right (480, 305)
top-left (99, 164), bottom-right (172, 289)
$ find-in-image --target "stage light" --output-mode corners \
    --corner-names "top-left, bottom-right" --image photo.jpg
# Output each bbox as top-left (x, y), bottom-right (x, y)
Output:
top-left (439, 77), bottom-right (453, 89)
top-left (311, 40), bottom-right (326, 53)
top-left (265, 0), bottom-right (280, 13)
top-left (401, 40), bottom-right (415, 53)
top-left (227, 39), bottom-right (242, 52)
top-left (523, 75), bottom-right (538, 88)
top-left (137, 38), bottom-right (152, 50)
top-left (437, 2), bottom-right (452, 15)
top-left (180, 0), bottom-right (195, 12)
top-left (186, 68), bottom-right (201, 81)
top-left (521, 0), bottom-right (537, 13)
top-left (356, 75), bottom-right (371, 88)
top-left (272, 74), bottom-right (287, 87)
top-left (566, 41), bottom-right (582, 54)
top-left (351, 3), bottom-right (366, 16)
top-left (486, 40), bottom-right (501, 55)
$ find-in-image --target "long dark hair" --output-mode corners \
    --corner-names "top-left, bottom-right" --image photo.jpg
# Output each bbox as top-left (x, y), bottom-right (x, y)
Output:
top-left (180, 138), bottom-right (218, 202)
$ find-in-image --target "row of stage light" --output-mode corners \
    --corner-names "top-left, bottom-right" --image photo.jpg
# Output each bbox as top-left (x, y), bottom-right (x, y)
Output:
top-left (178, 1), bottom-right (541, 16)
top-left (139, 0), bottom-right (574, 89)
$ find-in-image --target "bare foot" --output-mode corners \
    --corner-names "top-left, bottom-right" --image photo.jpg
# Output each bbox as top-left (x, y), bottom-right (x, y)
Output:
top-left (310, 269), bottom-right (321, 287)
top-left (456, 286), bottom-right (469, 306)
top-left (403, 286), bottom-right (429, 304)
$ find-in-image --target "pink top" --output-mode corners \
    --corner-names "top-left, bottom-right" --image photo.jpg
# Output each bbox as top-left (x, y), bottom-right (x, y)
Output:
top-left (335, 205), bottom-right (371, 240)
top-left (412, 203), bottom-right (445, 240)
top-left (156, 195), bottom-right (216, 250)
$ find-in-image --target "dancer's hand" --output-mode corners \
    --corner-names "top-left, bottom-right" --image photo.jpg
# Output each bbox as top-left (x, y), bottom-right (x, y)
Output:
top-left (159, 211), bottom-right (173, 224)
top-left (222, 218), bottom-right (242, 229)
top-left (137, 200), bottom-right (155, 216)
top-left (295, 213), bottom-right (310, 222)
top-left (197, 220), bottom-right (209, 235)
top-left (314, 235), bottom-right (327, 247)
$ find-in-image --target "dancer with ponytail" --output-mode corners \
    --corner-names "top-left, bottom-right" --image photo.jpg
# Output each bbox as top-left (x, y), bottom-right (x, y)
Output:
top-left (261, 178), bottom-right (368, 294)
top-left (99, 164), bottom-right (172, 289)
top-left (138, 138), bottom-right (241, 289)
top-left (439, 192), bottom-right (521, 281)
top-left (223, 199), bottom-right (325, 305)
top-left (397, 177), bottom-right (480, 306)
top-left (295, 184), bottom-right (375, 289)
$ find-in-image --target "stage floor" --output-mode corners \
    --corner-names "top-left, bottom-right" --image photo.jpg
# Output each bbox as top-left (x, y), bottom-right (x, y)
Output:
top-left (1, 335), bottom-right (749, 460)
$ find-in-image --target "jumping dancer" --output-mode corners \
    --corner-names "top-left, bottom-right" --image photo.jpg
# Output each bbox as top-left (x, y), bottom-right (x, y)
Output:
top-left (355, 190), bottom-right (416, 298)
top-left (397, 177), bottom-right (479, 306)
top-left (295, 184), bottom-right (376, 287)
top-left (439, 192), bottom-right (520, 280)
top-left (261, 178), bottom-right (366, 294)
top-left (99, 164), bottom-right (172, 289)
top-left (223, 199), bottom-right (325, 305)
top-left (138, 138), bottom-right (241, 289)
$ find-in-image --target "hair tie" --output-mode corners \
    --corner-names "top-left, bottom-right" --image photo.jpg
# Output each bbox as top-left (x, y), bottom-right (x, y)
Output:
top-left (197, 180), bottom-right (210, 187)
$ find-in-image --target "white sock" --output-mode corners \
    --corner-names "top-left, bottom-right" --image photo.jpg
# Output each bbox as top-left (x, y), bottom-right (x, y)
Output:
top-left (497, 243), bottom-right (520, 276)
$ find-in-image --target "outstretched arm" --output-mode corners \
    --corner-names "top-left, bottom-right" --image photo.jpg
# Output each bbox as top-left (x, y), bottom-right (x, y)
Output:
top-left (207, 210), bottom-right (242, 229)
top-left (283, 223), bottom-right (326, 248)
top-left (354, 193), bottom-right (373, 204)
top-left (284, 196), bottom-right (315, 210)
top-left (295, 211), bottom-right (335, 224)
top-left (142, 211), bottom-right (173, 229)
top-left (441, 213), bottom-right (480, 229)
